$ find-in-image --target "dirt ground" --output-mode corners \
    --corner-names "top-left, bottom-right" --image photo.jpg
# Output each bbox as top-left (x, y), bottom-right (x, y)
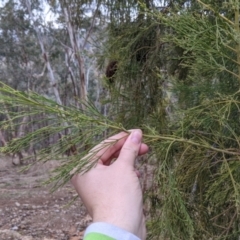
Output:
top-left (0, 155), bottom-right (92, 240)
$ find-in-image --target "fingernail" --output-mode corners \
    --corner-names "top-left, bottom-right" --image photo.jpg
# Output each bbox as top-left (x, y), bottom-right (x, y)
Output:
top-left (130, 130), bottom-right (142, 144)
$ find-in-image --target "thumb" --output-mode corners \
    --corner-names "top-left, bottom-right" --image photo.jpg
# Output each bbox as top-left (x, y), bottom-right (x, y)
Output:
top-left (116, 129), bottom-right (142, 167)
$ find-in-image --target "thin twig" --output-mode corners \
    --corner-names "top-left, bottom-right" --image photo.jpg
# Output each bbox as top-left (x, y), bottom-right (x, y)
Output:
top-left (143, 134), bottom-right (240, 156)
top-left (197, 0), bottom-right (234, 26)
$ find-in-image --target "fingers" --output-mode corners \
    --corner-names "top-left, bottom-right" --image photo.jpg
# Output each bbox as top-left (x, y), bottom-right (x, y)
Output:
top-left (82, 130), bottom-right (148, 166)
top-left (112, 143), bottom-right (148, 159)
top-left (134, 169), bottom-right (141, 178)
top-left (116, 129), bottom-right (143, 167)
top-left (104, 133), bottom-right (148, 166)
top-left (86, 131), bottom-right (129, 164)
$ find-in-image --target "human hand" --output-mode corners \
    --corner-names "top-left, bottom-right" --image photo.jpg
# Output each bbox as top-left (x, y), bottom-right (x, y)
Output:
top-left (71, 130), bottom-right (148, 240)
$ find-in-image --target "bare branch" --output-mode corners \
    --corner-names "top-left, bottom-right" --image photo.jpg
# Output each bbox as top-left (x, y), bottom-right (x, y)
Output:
top-left (82, 1), bottom-right (101, 49)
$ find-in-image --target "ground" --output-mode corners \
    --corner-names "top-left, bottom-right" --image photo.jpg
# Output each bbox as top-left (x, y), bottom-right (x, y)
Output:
top-left (0, 154), bottom-right (154, 240)
top-left (0, 156), bottom-right (92, 240)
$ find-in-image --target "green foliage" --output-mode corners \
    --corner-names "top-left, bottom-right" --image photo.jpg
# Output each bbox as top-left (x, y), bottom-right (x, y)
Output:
top-left (104, 17), bottom-right (167, 131)
top-left (100, 0), bottom-right (240, 239)
top-left (1, 0), bottom-right (240, 239)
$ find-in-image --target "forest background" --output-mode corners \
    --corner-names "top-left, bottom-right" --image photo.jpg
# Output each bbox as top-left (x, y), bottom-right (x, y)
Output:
top-left (1, 0), bottom-right (240, 239)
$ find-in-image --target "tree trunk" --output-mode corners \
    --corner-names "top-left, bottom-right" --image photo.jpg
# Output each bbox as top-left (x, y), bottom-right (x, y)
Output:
top-left (12, 115), bottom-right (29, 165)
top-left (0, 130), bottom-right (7, 147)
top-left (63, 6), bottom-right (87, 105)
top-left (24, 0), bottom-right (63, 105)
top-left (64, 48), bottom-right (79, 107)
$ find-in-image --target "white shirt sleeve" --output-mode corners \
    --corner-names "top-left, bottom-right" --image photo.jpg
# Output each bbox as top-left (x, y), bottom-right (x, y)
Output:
top-left (84, 222), bottom-right (141, 240)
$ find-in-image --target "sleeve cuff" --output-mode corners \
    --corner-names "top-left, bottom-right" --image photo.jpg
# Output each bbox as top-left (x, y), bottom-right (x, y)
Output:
top-left (84, 222), bottom-right (141, 240)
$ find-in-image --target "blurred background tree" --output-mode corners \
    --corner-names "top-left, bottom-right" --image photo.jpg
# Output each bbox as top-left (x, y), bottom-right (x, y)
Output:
top-left (1, 0), bottom-right (240, 239)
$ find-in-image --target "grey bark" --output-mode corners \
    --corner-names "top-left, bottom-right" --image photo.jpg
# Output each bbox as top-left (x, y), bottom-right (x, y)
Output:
top-left (24, 0), bottom-right (63, 106)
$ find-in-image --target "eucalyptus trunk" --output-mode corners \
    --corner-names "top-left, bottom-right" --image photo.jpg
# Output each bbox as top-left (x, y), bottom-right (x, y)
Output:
top-left (24, 0), bottom-right (63, 106)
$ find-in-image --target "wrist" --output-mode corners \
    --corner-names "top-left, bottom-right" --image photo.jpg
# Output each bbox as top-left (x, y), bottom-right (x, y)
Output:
top-left (93, 215), bottom-right (132, 233)
top-left (93, 213), bottom-right (145, 238)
